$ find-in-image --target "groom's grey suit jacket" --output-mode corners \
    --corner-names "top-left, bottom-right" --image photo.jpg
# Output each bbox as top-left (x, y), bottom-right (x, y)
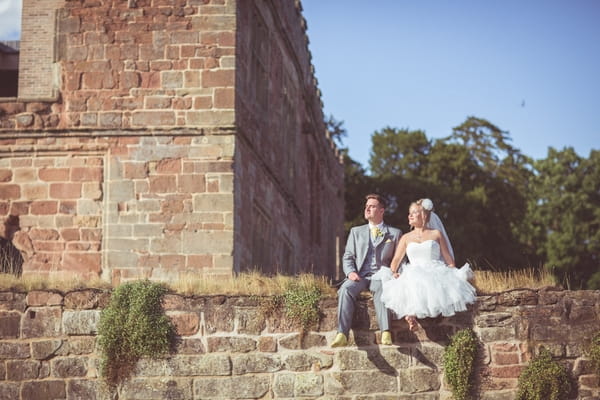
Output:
top-left (342, 224), bottom-right (402, 277)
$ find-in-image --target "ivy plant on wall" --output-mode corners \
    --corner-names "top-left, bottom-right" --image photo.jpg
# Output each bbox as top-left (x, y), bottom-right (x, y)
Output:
top-left (588, 331), bottom-right (600, 380)
top-left (443, 328), bottom-right (479, 400)
top-left (97, 280), bottom-right (176, 384)
top-left (516, 347), bottom-right (571, 400)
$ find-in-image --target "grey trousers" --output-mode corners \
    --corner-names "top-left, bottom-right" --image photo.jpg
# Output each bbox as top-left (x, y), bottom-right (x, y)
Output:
top-left (337, 277), bottom-right (390, 336)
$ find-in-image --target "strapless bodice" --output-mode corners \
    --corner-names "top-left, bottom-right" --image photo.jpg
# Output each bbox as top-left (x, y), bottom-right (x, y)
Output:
top-left (406, 240), bottom-right (440, 264)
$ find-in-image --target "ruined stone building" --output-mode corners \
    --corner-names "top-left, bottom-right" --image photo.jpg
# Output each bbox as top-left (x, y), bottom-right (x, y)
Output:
top-left (0, 0), bottom-right (344, 284)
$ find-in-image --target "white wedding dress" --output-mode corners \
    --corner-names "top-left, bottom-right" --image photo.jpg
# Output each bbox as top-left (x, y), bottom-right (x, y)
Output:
top-left (381, 240), bottom-right (476, 319)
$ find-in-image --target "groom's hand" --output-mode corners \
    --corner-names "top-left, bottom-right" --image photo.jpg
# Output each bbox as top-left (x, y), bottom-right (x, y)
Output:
top-left (348, 272), bottom-right (360, 281)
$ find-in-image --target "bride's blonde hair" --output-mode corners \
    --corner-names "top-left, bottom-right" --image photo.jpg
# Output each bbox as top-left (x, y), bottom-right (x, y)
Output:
top-left (409, 199), bottom-right (433, 226)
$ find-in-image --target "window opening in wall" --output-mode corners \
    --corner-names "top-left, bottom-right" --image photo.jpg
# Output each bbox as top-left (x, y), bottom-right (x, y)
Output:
top-left (0, 0), bottom-right (22, 97)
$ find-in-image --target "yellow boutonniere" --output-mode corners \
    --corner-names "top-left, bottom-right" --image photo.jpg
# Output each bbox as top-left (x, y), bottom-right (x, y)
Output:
top-left (371, 227), bottom-right (384, 239)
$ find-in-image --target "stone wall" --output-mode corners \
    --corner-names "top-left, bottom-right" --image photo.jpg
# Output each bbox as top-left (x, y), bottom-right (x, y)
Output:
top-left (0, 0), bottom-right (344, 282)
top-left (1, 287), bottom-right (599, 399)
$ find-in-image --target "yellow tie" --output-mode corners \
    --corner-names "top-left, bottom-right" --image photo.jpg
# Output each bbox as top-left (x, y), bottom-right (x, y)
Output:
top-left (371, 227), bottom-right (379, 238)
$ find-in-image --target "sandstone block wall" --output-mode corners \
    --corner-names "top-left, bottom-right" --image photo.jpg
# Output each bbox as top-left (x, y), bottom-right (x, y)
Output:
top-left (0, 288), bottom-right (598, 399)
top-left (0, 0), bottom-right (344, 282)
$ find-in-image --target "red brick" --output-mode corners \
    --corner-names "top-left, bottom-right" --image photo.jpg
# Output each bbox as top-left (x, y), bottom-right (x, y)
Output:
top-left (124, 163), bottom-right (148, 179)
top-left (160, 254), bottom-right (186, 268)
top-left (60, 228), bottom-right (80, 241)
top-left (0, 169), bottom-right (13, 182)
top-left (169, 312), bottom-right (199, 336)
top-left (493, 352), bottom-right (520, 365)
top-left (62, 252), bottom-right (101, 274)
top-left (193, 96), bottom-right (212, 109)
top-left (0, 201), bottom-right (8, 215)
top-left (156, 159), bottom-right (181, 173)
top-left (33, 241), bottom-right (65, 252)
top-left (173, 97), bottom-right (192, 110)
top-left (39, 168), bottom-right (70, 182)
top-left (161, 196), bottom-right (185, 213)
top-left (149, 175), bottom-right (177, 193)
top-left (492, 343), bottom-right (517, 351)
top-left (141, 71), bottom-right (161, 88)
top-left (490, 365), bottom-right (525, 378)
top-left (81, 228), bottom-right (101, 242)
top-left (27, 291), bottom-right (63, 306)
top-left (31, 201), bottom-right (58, 215)
top-left (202, 69), bottom-right (234, 88)
top-left (59, 201), bottom-right (77, 215)
top-left (49, 183), bottom-right (82, 199)
top-left (0, 184), bottom-right (20, 200)
top-left (187, 254), bottom-right (213, 268)
top-left (82, 72), bottom-right (104, 89)
top-left (10, 201), bottom-right (30, 215)
top-left (71, 167), bottom-right (103, 182)
top-left (29, 229), bottom-right (60, 241)
top-left (201, 31), bottom-right (235, 46)
top-left (214, 87), bottom-right (234, 108)
top-left (178, 174), bottom-right (205, 193)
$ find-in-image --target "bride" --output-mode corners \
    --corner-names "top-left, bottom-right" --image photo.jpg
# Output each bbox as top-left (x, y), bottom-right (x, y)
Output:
top-left (380, 198), bottom-right (476, 331)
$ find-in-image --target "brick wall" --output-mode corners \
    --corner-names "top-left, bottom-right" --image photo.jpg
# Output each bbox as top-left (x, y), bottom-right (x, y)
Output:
top-left (17, 0), bottom-right (63, 100)
top-left (0, 0), bottom-right (344, 281)
top-left (0, 288), bottom-right (598, 399)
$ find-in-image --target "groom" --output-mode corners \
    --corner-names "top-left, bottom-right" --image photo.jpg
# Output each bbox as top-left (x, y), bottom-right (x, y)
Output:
top-left (331, 193), bottom-right (402, 347)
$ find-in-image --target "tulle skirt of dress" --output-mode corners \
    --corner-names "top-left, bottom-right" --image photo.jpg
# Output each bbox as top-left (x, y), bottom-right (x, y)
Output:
top-left (381, 261), bottom-right (476, 319)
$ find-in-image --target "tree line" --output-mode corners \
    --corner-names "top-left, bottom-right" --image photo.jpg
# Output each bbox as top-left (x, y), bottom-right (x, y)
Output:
top-left (328, 115), bottom-right (600, 289)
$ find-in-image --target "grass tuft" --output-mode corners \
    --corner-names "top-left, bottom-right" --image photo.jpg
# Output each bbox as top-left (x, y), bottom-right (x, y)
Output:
top-left (1, 268), bottom-right (559, 295)
top-left (472, 267), bottom-right (558, 294)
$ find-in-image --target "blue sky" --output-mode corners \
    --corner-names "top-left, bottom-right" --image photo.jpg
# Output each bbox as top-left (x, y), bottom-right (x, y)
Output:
top-left (302, 0), bottom-right (600, 169)
top-left (0, 0), bottom-right (20, 40)
top-left (2, 0), bottom-right (598, 169)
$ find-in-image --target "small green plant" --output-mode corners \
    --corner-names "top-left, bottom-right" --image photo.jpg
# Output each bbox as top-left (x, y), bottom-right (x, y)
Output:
top-left (588, 331), bottom-right (600, 377)
top-left (282, 280), bottom-right (322, 331)
top-left (516, 347), bottom-right (571, 400)
top-left (98, 280), bottom-right (176, 384)
top-left (443, 328), bottom-right (478, 400)
top-left (256, 278), bottom-right (322, 331)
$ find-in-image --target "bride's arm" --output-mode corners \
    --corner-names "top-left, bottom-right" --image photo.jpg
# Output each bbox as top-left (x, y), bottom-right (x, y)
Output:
top-left (390, 235), bottom-right (408, 273)
top-left (436, 230), bottom-right (455, 267)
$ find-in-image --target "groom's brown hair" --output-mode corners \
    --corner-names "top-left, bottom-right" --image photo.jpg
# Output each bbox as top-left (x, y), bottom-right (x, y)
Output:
top-left (365, 193), bottom-right (386, 209)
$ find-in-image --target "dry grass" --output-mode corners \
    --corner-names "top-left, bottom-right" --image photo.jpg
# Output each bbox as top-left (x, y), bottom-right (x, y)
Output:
top-left (0, 268), bottom-right (558, 296)
top-left (169, 271), bottom-right (338, 297)
top-left (0, 271), bottom-right (338, 297)
top-left (472, 267), bottom-right (559, 294)
top-left (0, 273), bottom-right (112, 292)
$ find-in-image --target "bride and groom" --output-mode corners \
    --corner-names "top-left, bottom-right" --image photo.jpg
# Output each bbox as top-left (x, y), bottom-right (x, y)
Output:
top-left (331, 193), bottom-right (476, 347)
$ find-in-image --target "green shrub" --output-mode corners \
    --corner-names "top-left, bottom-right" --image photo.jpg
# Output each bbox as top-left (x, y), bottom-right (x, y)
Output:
top-left (588, 331), bottom-right (600, 377)
top-left (98, 280), bottom-right (176, 384)
top-left (443, 328), bottom-right (478, 400)
top-left (516, 347), bottom-right (571, 400)
top-left (256, 278), bottom-right (322, 331)
top-left (282, 280), bottom-right (322, 331)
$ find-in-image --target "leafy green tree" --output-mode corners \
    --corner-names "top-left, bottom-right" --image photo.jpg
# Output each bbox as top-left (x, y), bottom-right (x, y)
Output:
top-left (366, 118), bottom-right (533, 269)
top-left (526, 148), bottom-right (600, 288)
top-left (370, 127), bottom-right (431, 178)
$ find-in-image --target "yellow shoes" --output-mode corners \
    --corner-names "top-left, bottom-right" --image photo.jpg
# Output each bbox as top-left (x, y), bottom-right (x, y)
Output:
top-left (381, 330), bottom-right (392, 345)
top-left (331, 332), bottom-right (348, 348)
top-left (331, 331), bottom-right (391, 347)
